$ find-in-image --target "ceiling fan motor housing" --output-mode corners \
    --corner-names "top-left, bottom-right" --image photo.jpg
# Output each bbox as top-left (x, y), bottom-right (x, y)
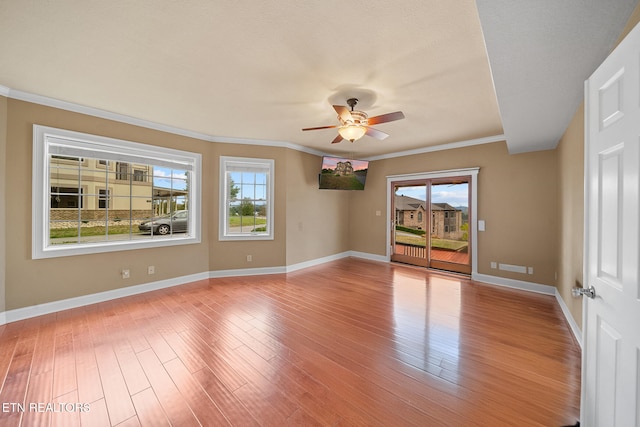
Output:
top-left (341, 110), bottom-right (368, 126)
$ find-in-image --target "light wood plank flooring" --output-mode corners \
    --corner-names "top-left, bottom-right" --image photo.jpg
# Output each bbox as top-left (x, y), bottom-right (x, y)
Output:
top-left (0, 258), bottom-right (581, 426)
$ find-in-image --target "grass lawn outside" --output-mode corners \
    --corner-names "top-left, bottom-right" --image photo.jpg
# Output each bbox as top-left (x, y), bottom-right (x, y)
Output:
top-left (50, 216), bottom-right (268, 240)
top-left (396, 234), bottom-right (426, 247)
top-left (228, 216), bottom-right (267, 227)
top-left (432, 238), bottom-right (468, 251)
top-left (50, 224), bottom-right (141, 239)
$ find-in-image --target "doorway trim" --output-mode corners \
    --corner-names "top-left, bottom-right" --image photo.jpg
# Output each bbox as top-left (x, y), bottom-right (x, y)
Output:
top-left (386, 167), bottom-right (479, 277)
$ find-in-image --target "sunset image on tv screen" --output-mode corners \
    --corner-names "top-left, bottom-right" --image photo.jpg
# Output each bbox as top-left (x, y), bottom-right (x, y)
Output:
top-left (319, 156), bottom-right (369, 190)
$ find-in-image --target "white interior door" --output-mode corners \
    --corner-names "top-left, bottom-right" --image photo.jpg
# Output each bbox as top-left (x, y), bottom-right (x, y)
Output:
top-left (583, 22), bottom-right (640, 426)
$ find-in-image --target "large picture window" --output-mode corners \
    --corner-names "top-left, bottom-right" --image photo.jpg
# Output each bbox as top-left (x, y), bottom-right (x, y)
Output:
top-left (219, 156), bottom-right (274, 240)
top-left (33, 125), bottom-right (201, 259)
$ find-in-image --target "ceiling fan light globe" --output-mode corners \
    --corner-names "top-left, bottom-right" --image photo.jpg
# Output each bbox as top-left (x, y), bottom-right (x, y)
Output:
top-left (338, 124), bottom-right (366, 142)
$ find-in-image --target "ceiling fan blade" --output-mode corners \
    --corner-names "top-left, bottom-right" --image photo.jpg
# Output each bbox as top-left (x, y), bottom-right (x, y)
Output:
top-left (333, 105), bottom-right (353, 123)
top-left (365, 127), bottom-right (389, 140)
top-left (331, 134), bottom-right (344, 144)
top-left (302, 125), bottom-right (338, 131)
top-left (367, 111), bottom-right (405, 125)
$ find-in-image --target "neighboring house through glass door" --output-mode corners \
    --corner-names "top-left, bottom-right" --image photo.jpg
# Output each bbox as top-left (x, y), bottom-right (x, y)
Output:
top-left (389, 170), bottom-right (476, 275)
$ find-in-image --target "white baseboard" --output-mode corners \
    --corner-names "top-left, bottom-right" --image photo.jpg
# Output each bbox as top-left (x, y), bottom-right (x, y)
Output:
top-left (0, 252), bottom-right (370, 325)
top-left (554, 289), bottom-right (583, 348)
top-left (0, 252), bottom-right (583, 347)
top-left (209, 266), bottom-right (286, 278)
top-left (349, 251), bottom-right (389, 263)
top-left (285, 251), bottom-right (352, 273)
top-left (472, 272), bottom-right (556, 295)
top-left (1, 272), bottom-right (209, 325)
top-left (209, 252), bottom-right (356, 277)
top-left (209, 251), bottom-right (387, 277)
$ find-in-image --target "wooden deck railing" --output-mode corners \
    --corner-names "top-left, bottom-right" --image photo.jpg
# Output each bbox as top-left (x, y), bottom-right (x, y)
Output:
top-left (395, 243), bottom-right (470, 264)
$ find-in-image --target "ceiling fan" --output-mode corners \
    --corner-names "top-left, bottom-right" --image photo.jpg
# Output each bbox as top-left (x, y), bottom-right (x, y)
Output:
top-left (302, 98), bottom-right (405, 144)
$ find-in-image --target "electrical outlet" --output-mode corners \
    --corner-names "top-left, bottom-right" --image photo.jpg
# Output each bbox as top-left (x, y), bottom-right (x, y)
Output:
top-left (490, 262), bottom-right (497, 269)
top-left (247, 255), bottom-right (252, 262)
top-left (147, 265), bottom-right (155, 275)
top-left (528, 267), bottom-right (534, 275)
top-left (121, 269), bottom-right (130, 279)
top-left (375, 210), bottom-right (381, 216)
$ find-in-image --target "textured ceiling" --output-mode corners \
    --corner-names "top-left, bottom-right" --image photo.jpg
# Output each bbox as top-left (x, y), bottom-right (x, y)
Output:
top-left (477, 0), bottom-right (639, 154)
top-left (0, 1), bottom-right (637, 158)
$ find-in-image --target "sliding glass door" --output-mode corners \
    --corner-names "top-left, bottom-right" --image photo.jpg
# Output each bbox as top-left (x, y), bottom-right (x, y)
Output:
top-left (391, 176), bottom-right (471, 274)
top-left (429, 178), bottom-right (470, 274)
top-left (392, 182), bottom-right (430, 267)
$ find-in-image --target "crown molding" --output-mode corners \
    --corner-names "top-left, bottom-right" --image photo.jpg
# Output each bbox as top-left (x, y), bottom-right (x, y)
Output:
top-left (364, 134), bottom-right (506, 161)
top-left (3, 86), bottom-right (500, 159)
top-left (5, 87), bottom-right (328, 156)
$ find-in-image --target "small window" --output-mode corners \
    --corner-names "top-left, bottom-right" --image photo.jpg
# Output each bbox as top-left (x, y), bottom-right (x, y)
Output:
top-left (133, 169), bottom-right (146, 182)
top-left (116, 162), bottom-right (129, 180)
top-left (51, 187), bottom-right (83, 209)
top-left (220, 156), bottom-right (274, 240)
top-left (98, 189), bottom-right (110, 209)
top-left (33, 125), bottom-right (202, 259)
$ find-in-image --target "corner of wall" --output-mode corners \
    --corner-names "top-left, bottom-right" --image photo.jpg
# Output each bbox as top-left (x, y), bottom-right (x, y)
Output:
top-left (0, 95), bottom-right (7, 313)
top-left (555, 100), bottom-right (585, 331)
top-left (554, 2), bottom-right (640, 332)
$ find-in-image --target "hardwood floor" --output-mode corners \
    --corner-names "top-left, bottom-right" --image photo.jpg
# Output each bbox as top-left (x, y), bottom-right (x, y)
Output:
top-left (0, 258), bottom-right (581, 426)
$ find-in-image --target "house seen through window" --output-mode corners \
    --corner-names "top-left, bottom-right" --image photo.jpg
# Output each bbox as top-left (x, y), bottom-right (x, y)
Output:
top-left (49, 158), bottom-right (188, 241)
top-left (33, 125), bottom-right (201, 258)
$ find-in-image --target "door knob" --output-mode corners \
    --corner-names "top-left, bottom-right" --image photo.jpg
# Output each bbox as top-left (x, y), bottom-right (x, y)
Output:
top-left (572, 286), bottom-right (596, 299)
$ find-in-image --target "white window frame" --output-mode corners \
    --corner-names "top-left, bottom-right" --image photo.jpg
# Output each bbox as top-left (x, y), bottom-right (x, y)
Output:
top-left (219, 156), bottom-right (274, 241)
top-left (32, 125), bottom-right (202, 259)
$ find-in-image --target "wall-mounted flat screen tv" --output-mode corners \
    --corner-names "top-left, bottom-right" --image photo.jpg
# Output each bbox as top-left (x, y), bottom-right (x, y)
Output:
top-left (319, 156), bottom-right (369, 190)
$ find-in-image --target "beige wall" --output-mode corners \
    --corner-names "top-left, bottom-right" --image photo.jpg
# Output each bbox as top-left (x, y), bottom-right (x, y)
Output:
top-left (556, 105), bottom-right (585, 329)
top-left (555, 4), bottom-right (640, 329)
top-left (0, 95), bottom-right (7, 312)
top-left (4, 99), bottom-right (212, 310)
top-left (285, 150), bottom-right (350, 265)
top-left (5, 5), bottom-right (640, 315)
top-left (2, 98), bottom-right (350, 311)
top-left (207, 146), bottom-right (351, 270)
top-left (208, 143), bottom-right (288, 271)
top-left (350, 142), bottom-right (559, 285)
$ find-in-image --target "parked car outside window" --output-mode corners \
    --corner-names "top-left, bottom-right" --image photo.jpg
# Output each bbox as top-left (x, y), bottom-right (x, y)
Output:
top-left (138, 210), bottom-right (188, 235)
